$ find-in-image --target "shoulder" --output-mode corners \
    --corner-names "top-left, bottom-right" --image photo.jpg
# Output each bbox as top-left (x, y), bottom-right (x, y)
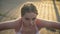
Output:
top-left (35, 18), bottom-right (44, 28)
top-left (12, 18), bottom-right (22, 27)
top-left (15, 18), bottom-right (22, 26)
top-left (15, 18), bottom-right (22, 31)
top-left (15, 18), bottom-right (22, 25)
top-left (35, 19), bottom-right (41, 25)
top-left (35, 19), bottom-right (43, 29)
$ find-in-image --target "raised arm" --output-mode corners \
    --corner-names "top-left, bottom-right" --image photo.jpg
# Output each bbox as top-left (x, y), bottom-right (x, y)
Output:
top-left (36, 19), bottom-right (60, 29)
top-left (0, 18), bottom-right (21, 31)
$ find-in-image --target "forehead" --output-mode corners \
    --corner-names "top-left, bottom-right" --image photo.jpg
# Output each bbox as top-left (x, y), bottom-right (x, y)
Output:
top-left (23, 12), bottom-right (37, 18)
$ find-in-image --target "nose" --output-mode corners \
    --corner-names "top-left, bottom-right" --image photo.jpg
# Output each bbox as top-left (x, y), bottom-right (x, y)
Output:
top-left (29, 20), bottom-right (33, 25)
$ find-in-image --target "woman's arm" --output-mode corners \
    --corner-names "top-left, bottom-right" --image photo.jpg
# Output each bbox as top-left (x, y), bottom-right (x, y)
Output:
top-left (0, 19), bottom-right (20, 31)
top-left (41, 20), bottom-right (60, 29)
top-left (36, 19), bottom-right (60, 29)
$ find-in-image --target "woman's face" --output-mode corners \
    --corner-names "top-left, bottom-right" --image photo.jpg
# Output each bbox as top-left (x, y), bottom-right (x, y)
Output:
top-left (22, 12), bottom-right (37, 25)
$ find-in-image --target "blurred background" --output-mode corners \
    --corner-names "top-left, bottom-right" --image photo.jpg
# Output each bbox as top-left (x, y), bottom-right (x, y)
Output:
top-left (0, 0), bottom-right (60, 34)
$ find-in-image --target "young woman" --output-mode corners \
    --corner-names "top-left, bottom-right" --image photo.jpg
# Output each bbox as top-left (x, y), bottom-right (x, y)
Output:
top-left (0, 3), bottom-right (60, 34)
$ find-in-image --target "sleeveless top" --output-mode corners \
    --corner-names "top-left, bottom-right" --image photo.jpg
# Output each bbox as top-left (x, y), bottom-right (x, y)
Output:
top-left (16, 19), bottom-right (40, 34)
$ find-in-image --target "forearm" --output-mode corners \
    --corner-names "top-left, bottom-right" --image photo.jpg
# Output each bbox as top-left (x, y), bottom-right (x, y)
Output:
top-left (0, 21), bottom-right (16, 31)
top-left (44, 20), bottom-right (60, 29)
top-left (0, 23), bottom-right (9, 31)
top-left (50, 21), bottom-right (60, 29)
top-left (0, 25), bottom-right (7, 31)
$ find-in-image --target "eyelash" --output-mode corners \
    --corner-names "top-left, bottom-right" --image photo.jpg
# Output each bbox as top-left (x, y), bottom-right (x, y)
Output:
top-left (25, 18), bottom-right (29, 20)
top-left (32, 18), bottom-right (36, 20)
top-left (25, 18), bottom-right (36, 20)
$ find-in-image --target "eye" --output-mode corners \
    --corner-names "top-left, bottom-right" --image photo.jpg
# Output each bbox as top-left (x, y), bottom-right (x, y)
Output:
top-left (32, 18), bottom-right (36, 20)
top-left (25, 18), bottom-right (30, 20)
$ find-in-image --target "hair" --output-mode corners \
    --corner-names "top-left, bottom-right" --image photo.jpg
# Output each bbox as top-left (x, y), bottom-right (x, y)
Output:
top-left (21, 2), bottom-right (38, 17)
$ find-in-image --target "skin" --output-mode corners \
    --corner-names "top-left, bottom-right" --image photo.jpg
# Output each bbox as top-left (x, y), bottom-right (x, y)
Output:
top-left (0, 12), bottom-right (60, 34)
